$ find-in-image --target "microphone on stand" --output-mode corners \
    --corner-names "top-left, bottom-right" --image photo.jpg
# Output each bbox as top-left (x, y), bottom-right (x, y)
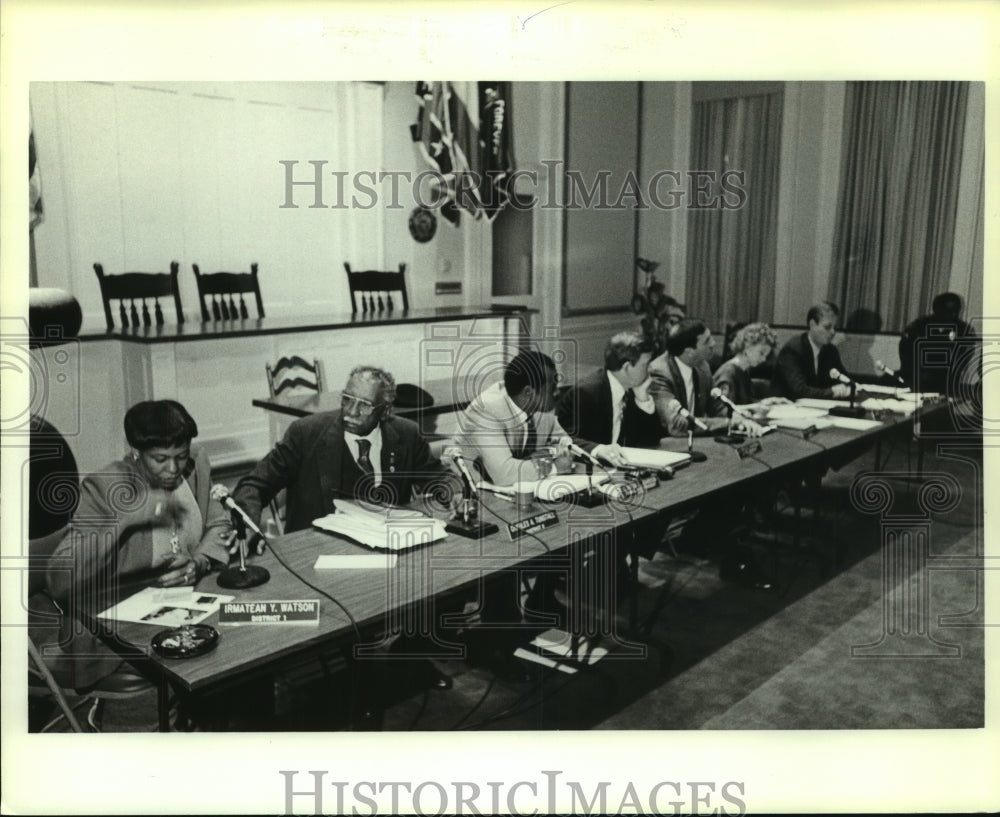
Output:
top-left (565, 442), bottom-right (610, 506)
top-left (710, 387), bottom-right (748, 445)
top-left (875, 360), bottom-right (906, 387)
top-left (441, 447), bottom-right (499, 538)
top-left (675, 403), bottom-right (708, 462)
top-left (828, 368), bottom-right (866, 418)
top-left (211, 485), bottom-right (270, 589)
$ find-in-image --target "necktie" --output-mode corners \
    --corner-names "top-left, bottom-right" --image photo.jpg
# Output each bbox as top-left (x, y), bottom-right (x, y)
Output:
top-left (519, 413), bottom-right (538, 459)
top-left (356, 439), bottom-right (373, 473)
top-left (616, 389), bottom-right (633, 445)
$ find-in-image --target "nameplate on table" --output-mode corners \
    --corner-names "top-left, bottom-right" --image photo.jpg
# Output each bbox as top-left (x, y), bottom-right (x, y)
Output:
top-left (735, 439), bottom-right (763, 460)
top-left (219, 600), bottom-right (320, 626)
top-left (506, 510), bottom-right (559, 540)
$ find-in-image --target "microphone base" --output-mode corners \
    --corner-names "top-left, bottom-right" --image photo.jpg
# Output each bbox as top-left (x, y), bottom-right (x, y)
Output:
top-left (217, 565), bottom-right (270, 589)
top-left (829, 406), bottom-right (867, 419)
top-left (687, 450), bottom-right (708, 463)
top-left (567, 489), bottom-right (609, 507)
top-left (445, 518), bottom-right (500, 538)
top-left (713, 434), bottom-right (745, 445)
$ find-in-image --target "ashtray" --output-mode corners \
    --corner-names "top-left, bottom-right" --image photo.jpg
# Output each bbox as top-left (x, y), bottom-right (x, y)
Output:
top-left (151, 624), bottom-right (219, 659)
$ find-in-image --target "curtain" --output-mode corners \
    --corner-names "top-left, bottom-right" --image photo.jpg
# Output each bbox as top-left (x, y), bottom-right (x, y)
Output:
top-left (686, 91), bottom-right (782, 330)
top-left (829, 81), bottom-right (968, 332)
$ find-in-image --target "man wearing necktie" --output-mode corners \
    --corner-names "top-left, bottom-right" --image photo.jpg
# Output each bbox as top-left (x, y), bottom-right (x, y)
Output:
top-left (648, 318), bottom-right (766, 437)
top-left (453, 350), bottom-right (574, 487)
top-left (770, 302), bottom-right (853, 401)
top-left (234, 365), bottom-right (443, 534)
top-left (556, 331), bottom-right (662, 460)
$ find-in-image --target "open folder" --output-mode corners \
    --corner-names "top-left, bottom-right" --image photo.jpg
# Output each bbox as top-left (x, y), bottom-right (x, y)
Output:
top-left (312, 500), bottom-right (447, 551)
top-left (615, 447), bottom-right (692, 470)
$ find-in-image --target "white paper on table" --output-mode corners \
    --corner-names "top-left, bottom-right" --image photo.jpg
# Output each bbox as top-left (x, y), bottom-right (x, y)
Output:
top-left (769, 416), bottom-right (835, 431)
top-left (795, 398), bottom-right (844, 411)
top-left (314, 553), bottom-right (398, 569)
top-left (535, 473), bottom-right (610, 501)
top-left (861, 383), bottom-right (911, 396)
top-left (615, 447), bottom-right (693, 470)
top-left (766, 404), bottom-right (830, 421)
top-left (98, 586), bottom-right (234, 626)
top-left (827, 416), bottom-right (884, 431)
top-left (312, 500), bottom-right (447, 551)
top-left (861, 397), bottom-right (918, 415)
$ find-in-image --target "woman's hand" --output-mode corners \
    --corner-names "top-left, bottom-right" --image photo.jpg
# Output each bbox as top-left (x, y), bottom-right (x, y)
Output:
top-left (155, 552), bottom-right (206, 588)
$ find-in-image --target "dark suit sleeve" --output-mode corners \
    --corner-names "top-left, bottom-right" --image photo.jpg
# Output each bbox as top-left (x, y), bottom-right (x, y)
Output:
top-left (556, 383), bottom-right (599, 451)
top-left (232, 421), bottom-right (306, 528)
top-left (773, 343), bottom-right (834, 400)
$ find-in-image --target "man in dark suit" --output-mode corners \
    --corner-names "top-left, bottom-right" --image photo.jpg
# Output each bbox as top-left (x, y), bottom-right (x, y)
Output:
top-left (234, 365), bottom-right (441, 532)
top-left (234, 365), bottom-right (453, 695)
top-left (770, 302), bottom-right (853, 400)
top-left (898, 291), bottom-right (978, 395)
top-left (649, 318), bottom-right (766, 436)
top-left (557, 331), bottom-right (663, 460)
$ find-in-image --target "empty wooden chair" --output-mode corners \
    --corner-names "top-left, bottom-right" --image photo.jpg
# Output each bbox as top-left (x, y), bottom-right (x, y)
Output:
top-left (344, 262), bottom-right (409, 314)
top-left (192, 262), bottom-right (265, 322)
top-left (265, 355), bottom-right (324, 397)
top-left (93, 262), bottom-right (184, 331)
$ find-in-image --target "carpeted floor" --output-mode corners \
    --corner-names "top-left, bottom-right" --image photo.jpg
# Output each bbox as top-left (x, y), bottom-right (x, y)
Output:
top-left (30, 437), bottom-right (984, 733)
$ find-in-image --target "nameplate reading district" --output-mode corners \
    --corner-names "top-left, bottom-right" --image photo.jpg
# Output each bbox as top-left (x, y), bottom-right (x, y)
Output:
top-left (506, 510), bottom-right (559, 540)
top-left (219, 600), bottom-right (320, 625)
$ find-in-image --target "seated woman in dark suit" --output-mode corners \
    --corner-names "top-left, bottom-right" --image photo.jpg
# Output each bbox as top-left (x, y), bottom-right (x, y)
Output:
top-left (45, 400), bottom-right (230, 692)
top-left (713, 322), bottom-right (790, 408)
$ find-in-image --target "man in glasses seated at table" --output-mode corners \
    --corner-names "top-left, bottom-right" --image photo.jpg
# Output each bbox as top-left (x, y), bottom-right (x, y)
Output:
top-left (234, 364), bottom-right (441, 531)
top-left (233, 365), bottom-right (455, 696)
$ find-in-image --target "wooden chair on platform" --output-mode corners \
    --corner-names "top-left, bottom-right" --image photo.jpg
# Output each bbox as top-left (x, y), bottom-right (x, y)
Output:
top-left (265, 355), bottom-right (324, 397)
top-left (192, 262), bottom-right (265, 322)
top-left (93, 261), bottom-right (184, 331)
top-left (344, 262), bottom-right (409, 314)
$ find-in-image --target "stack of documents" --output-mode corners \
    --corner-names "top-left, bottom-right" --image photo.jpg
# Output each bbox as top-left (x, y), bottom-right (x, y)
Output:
top-left (313, 500), bottom-right (447, 551)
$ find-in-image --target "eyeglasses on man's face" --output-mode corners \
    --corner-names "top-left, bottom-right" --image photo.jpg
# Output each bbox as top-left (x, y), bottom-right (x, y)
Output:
top-left (341, 393), bottom-right (387, 417)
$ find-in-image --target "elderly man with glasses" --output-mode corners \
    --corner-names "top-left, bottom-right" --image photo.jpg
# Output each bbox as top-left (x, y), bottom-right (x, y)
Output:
top-left (233, 365), bottom-right (443, 534)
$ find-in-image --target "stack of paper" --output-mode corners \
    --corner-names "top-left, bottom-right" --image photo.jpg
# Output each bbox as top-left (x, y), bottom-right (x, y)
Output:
top-left (616, 447), bottom-right (692, 470)
top-left (312, 500), bottom-right (447, 551)
top-left (861, 397), bottom-right (918, 415)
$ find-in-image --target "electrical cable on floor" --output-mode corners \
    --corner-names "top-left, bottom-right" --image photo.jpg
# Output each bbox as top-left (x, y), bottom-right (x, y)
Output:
top-left (449, 674), bottom-right (498, 730)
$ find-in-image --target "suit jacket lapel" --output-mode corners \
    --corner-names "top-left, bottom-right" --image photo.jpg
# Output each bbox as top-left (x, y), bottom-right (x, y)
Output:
top-left (666, 354), bottom-right (688, 412)
top-left (597, 370), bottom-right (614, 439)
top-left (316, 414), bottom-right (343, 507)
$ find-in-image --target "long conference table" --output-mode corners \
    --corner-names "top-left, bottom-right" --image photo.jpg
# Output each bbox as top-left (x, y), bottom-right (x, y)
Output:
top-left (86, 395), bottom-right (950, 730)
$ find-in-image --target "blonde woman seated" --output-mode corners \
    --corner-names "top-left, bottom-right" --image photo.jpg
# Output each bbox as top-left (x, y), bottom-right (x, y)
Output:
top-left (713, 323), bottom-right (791, 409)
top-left (46, 400), bottom-right (230, 692)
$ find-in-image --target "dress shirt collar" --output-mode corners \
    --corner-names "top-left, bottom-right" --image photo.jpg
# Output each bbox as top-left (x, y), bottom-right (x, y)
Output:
top-left (607, 369), bottom-right (627, 405)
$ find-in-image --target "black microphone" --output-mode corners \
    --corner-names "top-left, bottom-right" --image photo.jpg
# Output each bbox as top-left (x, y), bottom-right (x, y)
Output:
top-left (875, 360), bottom-right (906, 386)
top-left (443, 446), bottom-right (478, 496)
top-left (211, 485), bottom-right (270, 589)
top-left (211, 484), bottom-right (268, 543)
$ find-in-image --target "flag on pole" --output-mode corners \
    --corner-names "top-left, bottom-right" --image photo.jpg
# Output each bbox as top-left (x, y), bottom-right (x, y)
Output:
top-left (29, 129), bottom-right (44, 231)
top-left (477, 82), bottom-right (515, 221)
top-left (411, 81), bottom-right (514, 226)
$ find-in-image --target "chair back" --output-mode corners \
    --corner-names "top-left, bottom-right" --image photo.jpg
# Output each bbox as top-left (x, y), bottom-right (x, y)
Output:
top-left (192, 262), bottom-right (265, 322)
top-left (344, 262), bottom-right (409, 314)
top-left (266, 355), bottom-right (324, 397)
top-left (93, 262), bottom-right (184, 331)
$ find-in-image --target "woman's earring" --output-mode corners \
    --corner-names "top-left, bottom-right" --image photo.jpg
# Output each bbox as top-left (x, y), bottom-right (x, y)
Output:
top-left (130, 450), bottom-right (139, 462)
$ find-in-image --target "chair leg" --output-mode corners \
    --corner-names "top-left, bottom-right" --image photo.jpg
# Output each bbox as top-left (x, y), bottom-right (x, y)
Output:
top-left (28, 639), bottom-right (85, 733)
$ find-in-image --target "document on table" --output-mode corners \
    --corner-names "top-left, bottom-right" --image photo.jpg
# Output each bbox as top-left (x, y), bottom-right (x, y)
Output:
top-left (314, 553), bottom-right (398, 569)
top-left (98, 586), bottom-right (234, 626)
top-left (312, 499), bottom-right (447, 551)
top-left (615, 447), bottom-right (693, 470)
